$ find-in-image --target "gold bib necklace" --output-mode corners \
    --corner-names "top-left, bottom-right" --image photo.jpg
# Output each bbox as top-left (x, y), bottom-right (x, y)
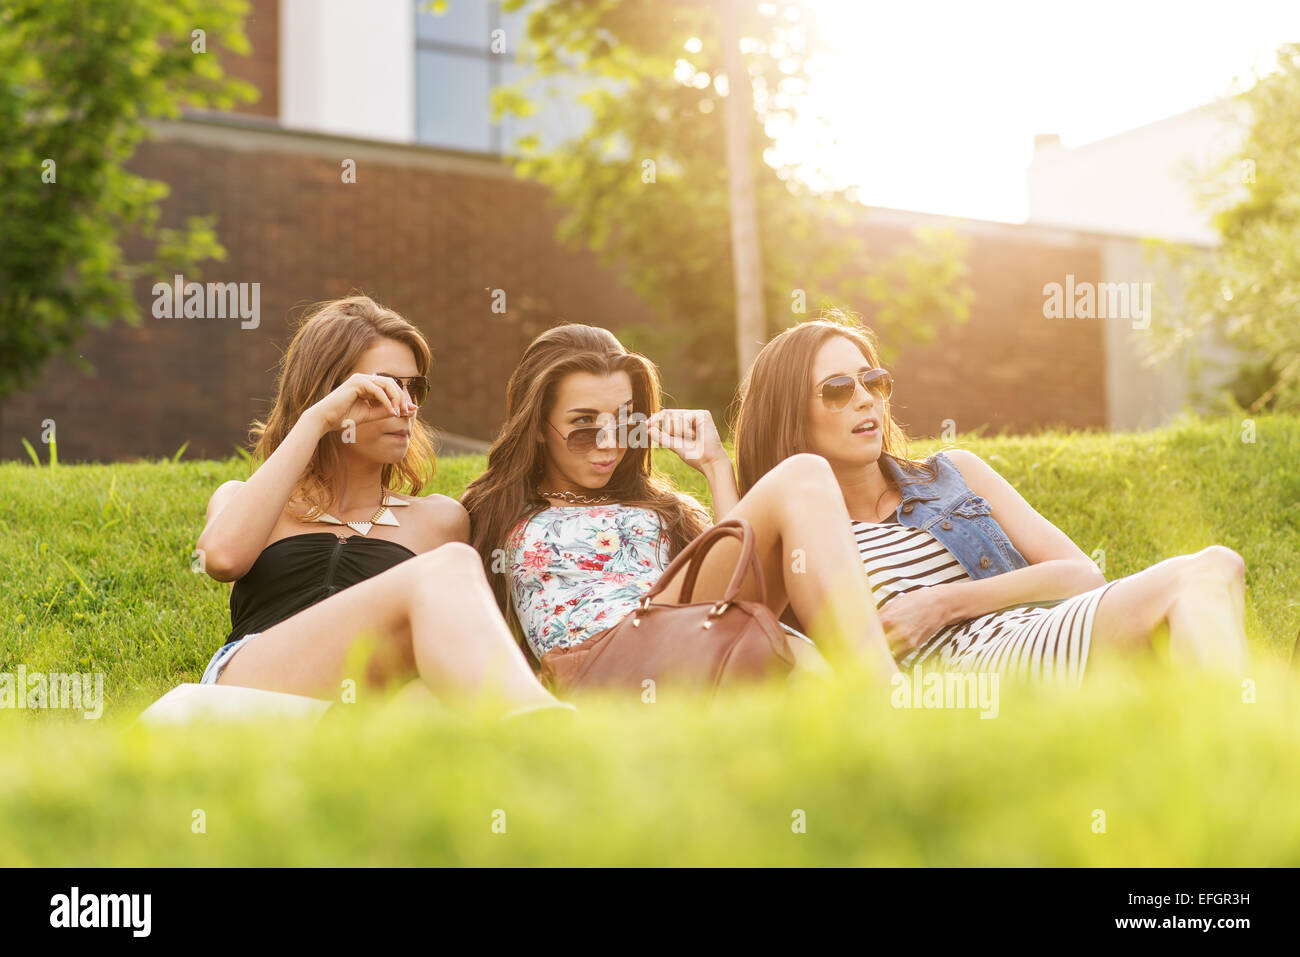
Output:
top-left (309, 493), bottom-right (410, 536)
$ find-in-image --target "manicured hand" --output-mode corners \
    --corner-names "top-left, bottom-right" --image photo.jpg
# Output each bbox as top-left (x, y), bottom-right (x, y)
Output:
top-left (647, 409), bottom-right (726, 472)
top-left (309, 373), bottom-right (416, 433)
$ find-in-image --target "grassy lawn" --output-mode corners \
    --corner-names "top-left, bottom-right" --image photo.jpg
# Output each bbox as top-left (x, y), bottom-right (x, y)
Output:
top-left (1, 413), bottom-right (1298, 865)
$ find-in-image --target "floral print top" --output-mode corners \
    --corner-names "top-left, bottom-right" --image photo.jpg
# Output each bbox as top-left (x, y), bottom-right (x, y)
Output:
top-left (506, 505), bottom-right (670, 660)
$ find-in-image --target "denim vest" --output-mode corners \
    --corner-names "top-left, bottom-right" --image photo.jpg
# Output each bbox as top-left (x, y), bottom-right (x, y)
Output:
top-left (876, 451), bottom-right (1028, 581)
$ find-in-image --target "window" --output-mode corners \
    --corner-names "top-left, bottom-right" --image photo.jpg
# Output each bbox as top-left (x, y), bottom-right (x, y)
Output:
top-left (413, 0), bottom-right (588, 155)
top-left (416, 48), bottom-right (493, 152)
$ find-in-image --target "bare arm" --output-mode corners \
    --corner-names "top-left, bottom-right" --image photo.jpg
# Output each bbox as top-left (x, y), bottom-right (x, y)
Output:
top-left (196, 412), bottom-right (330, 582)
top-left (700, 458), bottom-right (740, 520)
top-left (931, 449), bottom-right (1106, 625)
top-left (647, 408), bottom-right (740, 519)
top-left (196, 373), bottom-right (414, 582)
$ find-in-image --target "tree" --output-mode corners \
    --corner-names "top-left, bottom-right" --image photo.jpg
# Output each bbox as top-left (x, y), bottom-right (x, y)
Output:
top-left (1156, 41), bottom-right (1300, 413)
top-left (0, 0), bottom-right (256, 400)
top-left (720, 0), bottom-right (765, 377)
top-left (492, 0), bottom-right (971, 414)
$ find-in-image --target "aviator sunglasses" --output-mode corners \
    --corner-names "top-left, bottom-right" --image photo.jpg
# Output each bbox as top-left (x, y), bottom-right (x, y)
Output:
top-left (376, 373), bottom-right (430, 408)
top-left (815, 368), bottom-right (894, 413)
top-left (547, 410), bottom-right (635, 453)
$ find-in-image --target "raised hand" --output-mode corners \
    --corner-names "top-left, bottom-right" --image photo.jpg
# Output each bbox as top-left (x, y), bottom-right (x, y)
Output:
top-left (309, 373), bottom-right (416, 433)
top-left (646, 408), bottom-right (728, 472)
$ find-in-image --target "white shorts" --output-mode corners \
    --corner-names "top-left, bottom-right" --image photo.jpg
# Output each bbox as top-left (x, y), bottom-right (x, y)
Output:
top-left (199, 633), bottom-right (261, 685)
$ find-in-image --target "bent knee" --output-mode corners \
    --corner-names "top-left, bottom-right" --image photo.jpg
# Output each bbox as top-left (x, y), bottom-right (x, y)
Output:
top-left (770, 452), bottom-right (835, 490)
top-left (427, 540), bottom-right (481, 564)
top-left (1183, 545), bottom-right (1245, 584)
top-left (413, 541), bottom-right (488, 581)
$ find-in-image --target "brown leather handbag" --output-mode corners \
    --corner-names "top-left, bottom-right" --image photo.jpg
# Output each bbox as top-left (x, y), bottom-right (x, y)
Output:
top-left (537, 518), bottom-right (798, 697)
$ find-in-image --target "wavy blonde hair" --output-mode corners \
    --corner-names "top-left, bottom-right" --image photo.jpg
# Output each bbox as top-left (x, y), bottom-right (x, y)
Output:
top-left (250, 295), bottom-right (437, 517)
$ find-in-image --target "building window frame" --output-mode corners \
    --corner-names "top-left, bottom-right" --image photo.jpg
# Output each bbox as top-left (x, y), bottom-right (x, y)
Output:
top-left (413, 0), bottom-right (504, 154)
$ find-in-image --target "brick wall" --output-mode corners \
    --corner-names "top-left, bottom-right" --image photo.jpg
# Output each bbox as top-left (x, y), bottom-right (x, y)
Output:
top-left (0, 120), bottom-right (660, 462)
top-left (0, 118), bottom-right (1111, 463)
top-left (858, 217), bottom-right (1109, 438)
top-left (222, 0), bottom-right (279, 120)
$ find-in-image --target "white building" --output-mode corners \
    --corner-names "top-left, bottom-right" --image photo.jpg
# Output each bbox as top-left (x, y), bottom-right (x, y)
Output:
top-left (1027, 98), bottom-right (1251, 246)
top-left (1026, 99), bottom-right (1251, 428)
top-left (279, 0), bottom-right (585, 151)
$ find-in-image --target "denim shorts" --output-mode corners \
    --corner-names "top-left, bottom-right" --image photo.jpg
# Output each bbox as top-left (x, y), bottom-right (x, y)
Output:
top-left (199, 633), bottom-right (261, 685)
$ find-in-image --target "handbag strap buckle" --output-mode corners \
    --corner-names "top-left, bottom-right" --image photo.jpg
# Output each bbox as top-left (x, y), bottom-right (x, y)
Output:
top-left (702, 601), bottom-right (730, 630)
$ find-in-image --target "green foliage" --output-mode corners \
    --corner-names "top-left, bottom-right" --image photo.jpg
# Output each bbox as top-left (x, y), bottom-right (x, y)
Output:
top-left (1154, 42), bottom-right (1300, 412)
top-left (0, 0), bottom-right (257, 399)
top-left (493, 0), bottom-right (971, 412)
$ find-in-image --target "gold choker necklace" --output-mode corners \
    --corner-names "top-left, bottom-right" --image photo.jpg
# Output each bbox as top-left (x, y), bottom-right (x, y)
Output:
top-left (537, 488), bottom-right (612, 505)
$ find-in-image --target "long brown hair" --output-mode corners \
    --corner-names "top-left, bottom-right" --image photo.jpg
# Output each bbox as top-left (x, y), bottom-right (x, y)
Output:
top-left (463, 323), bottom-right (709, 632)
top-left (251, 295), bottom-right (437, 516)
top-left (732, 309), bottom-right (935, 495)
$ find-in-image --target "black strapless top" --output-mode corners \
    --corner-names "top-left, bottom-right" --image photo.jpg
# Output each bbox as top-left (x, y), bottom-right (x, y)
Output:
top-left (226, 532), bottom-right (417, 644)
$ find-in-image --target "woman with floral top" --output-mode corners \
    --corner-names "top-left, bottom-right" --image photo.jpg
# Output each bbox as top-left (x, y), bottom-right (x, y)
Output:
top-left (461, 323), bottom-right (898, 680)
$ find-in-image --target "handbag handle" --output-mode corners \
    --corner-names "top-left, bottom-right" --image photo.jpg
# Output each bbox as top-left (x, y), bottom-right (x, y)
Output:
top-left (642, 518), bottom-right (767, 608)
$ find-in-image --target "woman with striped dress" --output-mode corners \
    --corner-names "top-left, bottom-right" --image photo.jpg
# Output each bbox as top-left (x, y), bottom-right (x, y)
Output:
top-left (849, 506), bottom-right (1107, 684)
top-left (733, 312), bottom-right (1250, 684)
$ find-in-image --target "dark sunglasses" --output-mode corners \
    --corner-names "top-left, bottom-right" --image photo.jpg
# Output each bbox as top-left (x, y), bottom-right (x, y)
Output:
top-left (547, 414), bottom-right (632, 453)
top-left (378, 374), bottom-right (430, 407)
top-left (815, 368), bottom-right (893, 413)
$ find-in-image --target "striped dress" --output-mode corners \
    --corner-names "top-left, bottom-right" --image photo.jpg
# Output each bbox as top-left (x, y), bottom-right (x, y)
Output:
top-left (852, 514), bottom-right (1116, 686)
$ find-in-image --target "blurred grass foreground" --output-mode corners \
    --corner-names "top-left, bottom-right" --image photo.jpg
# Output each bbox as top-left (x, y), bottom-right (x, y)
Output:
top-left (0, 414), bottom-right (1298, 865)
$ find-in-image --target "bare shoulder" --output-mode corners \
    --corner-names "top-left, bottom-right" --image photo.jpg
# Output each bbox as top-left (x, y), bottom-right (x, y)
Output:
top-left (940, 449), bottom-right (1006, 498)
top-left (938, 449), bottom-right (1088, 565)
top-left (395, 492), bottom-right (470, 545)
top-left (942, 448), bottom-right (985, 475)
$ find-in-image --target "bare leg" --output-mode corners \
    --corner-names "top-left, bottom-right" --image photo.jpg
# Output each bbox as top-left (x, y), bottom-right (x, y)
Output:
top-left (217, 542), bottom-right (562, 714)
top-left (657, 454), bottom-right (894, 675)
top-left (1089, 545), bottom-right (1249, 671)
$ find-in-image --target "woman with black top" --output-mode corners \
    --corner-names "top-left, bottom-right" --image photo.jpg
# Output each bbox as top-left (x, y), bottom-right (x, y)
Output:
top-left (194, 295), bottom-right (569, 718)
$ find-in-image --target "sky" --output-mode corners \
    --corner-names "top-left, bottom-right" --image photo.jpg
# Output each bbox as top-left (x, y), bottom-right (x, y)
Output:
top-left (773, 0), bottom-right (1300, 222)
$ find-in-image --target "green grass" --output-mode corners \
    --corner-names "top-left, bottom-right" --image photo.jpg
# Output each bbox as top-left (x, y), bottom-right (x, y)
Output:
top-left (1, 413), bottom-right (1298, 865)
